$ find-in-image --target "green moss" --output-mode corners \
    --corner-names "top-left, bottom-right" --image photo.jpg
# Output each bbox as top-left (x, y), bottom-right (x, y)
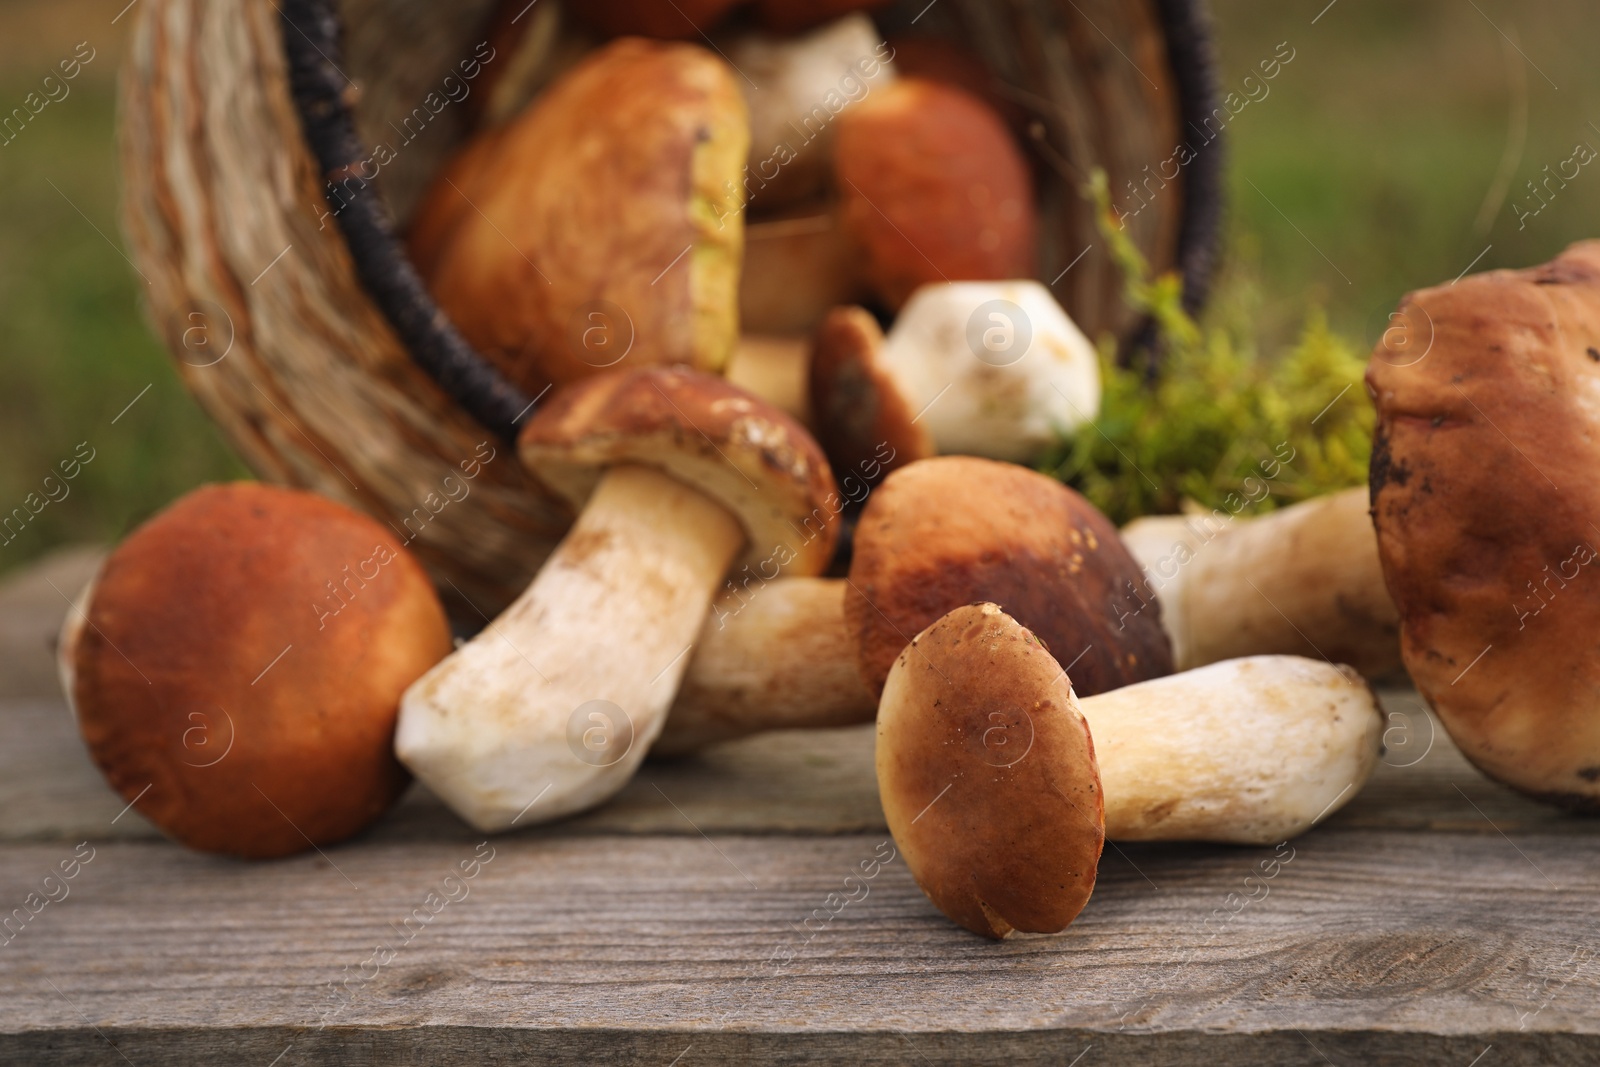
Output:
top-left (1040, 171), bottom-right (1373, 524)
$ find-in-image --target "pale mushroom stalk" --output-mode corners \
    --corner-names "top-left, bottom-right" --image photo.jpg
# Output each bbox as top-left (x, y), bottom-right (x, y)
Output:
top-left (724, 335), bottom-right (813, 426)
top-left (1078, 656), bottom-right (1381, 843)
top-left (398, 368), bottom-right (839, 831)
top-left (400, 464), bottom-right (744, 827)
top-left (1119, 486), bottom-right (1400, 678)
top-left (657, 578), bottom-right (872, 755)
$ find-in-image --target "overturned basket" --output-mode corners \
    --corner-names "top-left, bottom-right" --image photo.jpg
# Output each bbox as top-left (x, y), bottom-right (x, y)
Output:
top-left (119, 0), bottom-right (1221, 617)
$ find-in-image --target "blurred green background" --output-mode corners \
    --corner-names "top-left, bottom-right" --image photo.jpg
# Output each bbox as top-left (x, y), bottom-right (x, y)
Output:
top-left (2, 0), bottom-right (1598, 576)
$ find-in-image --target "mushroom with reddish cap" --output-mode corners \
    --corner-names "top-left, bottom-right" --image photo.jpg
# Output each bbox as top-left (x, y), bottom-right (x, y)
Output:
top-left (395, 367), bottom-right (839, 830)
top-left (880, 603), bottom-right (1383, 937)
top-left (810, 281), bottom-right (1101, 483)
top-left (1119, 486), bottom-right (1402, 679)
top-left (410, 38), bottom-right (748, 397)
top-left (1369, 240), bottom-right (1600, 811)
top-left (57, 484), bottom-right (452, 859)
top-left (655, 454), bottom-right (1168, 751)
top-left (833, 76), bottom-right (1036, 309)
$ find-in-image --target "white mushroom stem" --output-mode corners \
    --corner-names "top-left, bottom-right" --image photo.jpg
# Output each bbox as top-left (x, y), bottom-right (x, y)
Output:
top-left (1079, 656), bottom-right (1382, 844)
top-left (396, 464), bottom-right (744, 831)
top-left (656, 578), bottom-right (873, 754)
top-left (1120, 487), bottom-right (1401, 678)
top-left (725, 336), bottom-right (813, 427)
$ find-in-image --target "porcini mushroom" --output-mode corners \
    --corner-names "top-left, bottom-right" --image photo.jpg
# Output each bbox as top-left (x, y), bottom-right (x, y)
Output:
top-left (1369, 240), bottom-right (1600, 811)
top-left (834, 76), bottom-right (1036, 309)
top-left (879, 603), bottom-right (1382, 937)
top-left (58, 484), bottom-right (452, 858)
top-left (1120, 486), bottom-right (1401, 678)
top-left (809, 281), bottom-right (1101, 482)
top-left (396, 367), bottom-right (838, 830)
top-left (654, 455), bottom-right (1168, 750)
top-left (410, 38), bottom-right (748, 396)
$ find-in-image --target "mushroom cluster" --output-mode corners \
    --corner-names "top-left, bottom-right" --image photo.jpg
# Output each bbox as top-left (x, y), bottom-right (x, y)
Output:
top-left (71, 0), bottom-right (1567, 948)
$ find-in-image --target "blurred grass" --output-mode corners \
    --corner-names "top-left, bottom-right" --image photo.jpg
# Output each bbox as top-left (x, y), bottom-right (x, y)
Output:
top-left (3, 0), bottom-right (1600, 574)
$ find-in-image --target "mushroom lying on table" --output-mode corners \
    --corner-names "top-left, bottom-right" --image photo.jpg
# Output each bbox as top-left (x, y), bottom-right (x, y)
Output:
top-left (1120, 486), bottom-right (1402, 678)
top-left (58, 484), bottom-right (452, 858)
top-left (1370, 240), bottom-right (1600, 811)
top-left (879, 603), bottom-right (1382, 938)
top-left (655, 455), bottom-right (1169, 752)
top-left (397, 367), bottom-right (839, 830)
top-left (809, 281), bottom-right (1101, 483)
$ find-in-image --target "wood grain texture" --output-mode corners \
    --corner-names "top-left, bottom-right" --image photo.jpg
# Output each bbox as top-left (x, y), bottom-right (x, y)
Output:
top-left (1, 831), bottom-right (1597, 1064)
top-left (5, 554), bottom-right (1599, 1062)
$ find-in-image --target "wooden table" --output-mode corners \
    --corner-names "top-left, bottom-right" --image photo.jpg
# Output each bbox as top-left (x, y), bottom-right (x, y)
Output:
top-left (2, 549), bottom-right (1597, 1065)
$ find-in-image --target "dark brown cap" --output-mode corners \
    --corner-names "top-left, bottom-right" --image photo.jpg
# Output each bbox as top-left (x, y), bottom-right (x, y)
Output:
top-left (1368, 239), bottom-right (1600, 812)
top-left (518, 366), bottom-right (841, 577)
top-left (60, 483), bottom-right (452, 858)
top-left (877, 602), bottom-right (1104, 938)
top-left (848, 455), bottom-right (1174, 696)
top-left (807, 304), bottom-right (934, 485)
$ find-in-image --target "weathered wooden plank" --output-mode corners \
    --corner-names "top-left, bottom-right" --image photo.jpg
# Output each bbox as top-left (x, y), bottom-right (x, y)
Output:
top-left (1, 831), bottom-right (1596, 1064)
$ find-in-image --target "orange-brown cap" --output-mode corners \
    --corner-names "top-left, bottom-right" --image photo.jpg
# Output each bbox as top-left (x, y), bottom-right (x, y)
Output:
top-left (60, 483), bottom-right (452, 858)
top-left (834, 77), bottom-right (1037, 310)
top-left (415, 38), bottom-right (747, 396)
top-left (519, 366), bottom-right (841, 577)
top-left (878, 602), bottom-right (1104, 938)
top-left (1369, 239), bottom-right (1600, 811)
top-left (848, 456), bottom-right (1173, 696)
top-left (807, 304), bottom-right (934, 484)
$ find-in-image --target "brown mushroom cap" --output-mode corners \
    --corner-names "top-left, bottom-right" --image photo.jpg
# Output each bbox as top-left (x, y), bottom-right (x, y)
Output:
top-left (61, 484), bottom-right (452, 858)
top-left (415, 38), bottom-right (747, 395)
top-left (1368, 240), bottom-right (1600, 812)
top-left (848, 456), bottom-right (1174, 696)
top-left (807, 304), bottom-right (934, 484)
top-left (878, 602), bottom-right (1104, 938)
top-left (834, 77), bottom-right (1037, 310)
top-left (518, 366), bottom-right (841, 577)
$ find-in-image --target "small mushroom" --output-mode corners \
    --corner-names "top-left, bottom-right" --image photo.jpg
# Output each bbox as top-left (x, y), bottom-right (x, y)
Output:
top-left (58, 484), bottom-right (452, 858)
top-left (1119, 486), bottom-right (1401, 678)
top-left (879, 603), bottom-right (1382, 937)
top-left (396, 367), bottom-right (838, 830)
top-left (809, 282), bottom-right (1101, 482)
top-left (1369, 240), bottom-right (1600, 811)
top-left (833, 77), bottom-right (1036, 309)
top-left (410, 38), bottom-right (748, 396)
top-left (654, 455), bottom-right (1168, 751)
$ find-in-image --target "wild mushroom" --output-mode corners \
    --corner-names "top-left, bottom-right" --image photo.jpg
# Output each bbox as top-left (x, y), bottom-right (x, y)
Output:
top-left (58, 484), bottom-right (452, 858)
top-left (396, 367), bottom-right (838, 830)
top-left (833, 76), bottom-right (1036, 309)
top-left (809, 282), bottom-right (1101, 483)
top-left (409, 38), bottom-right (748, 396)
top-left (879, 603), bottom-right (1382, 937)
top-left (1369, 240), bottom-right (1600, 811)
top-left (1120, 486), bottom-right (1401, 678)
top-left (725, 12), bottom-right (896, 210)
top-left (653, 455), bottom-right (1168, 750)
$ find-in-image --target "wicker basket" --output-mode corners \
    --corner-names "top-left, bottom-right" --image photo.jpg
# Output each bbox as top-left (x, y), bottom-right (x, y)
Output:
top-left (118, 0), bottom-right (1221, 618)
